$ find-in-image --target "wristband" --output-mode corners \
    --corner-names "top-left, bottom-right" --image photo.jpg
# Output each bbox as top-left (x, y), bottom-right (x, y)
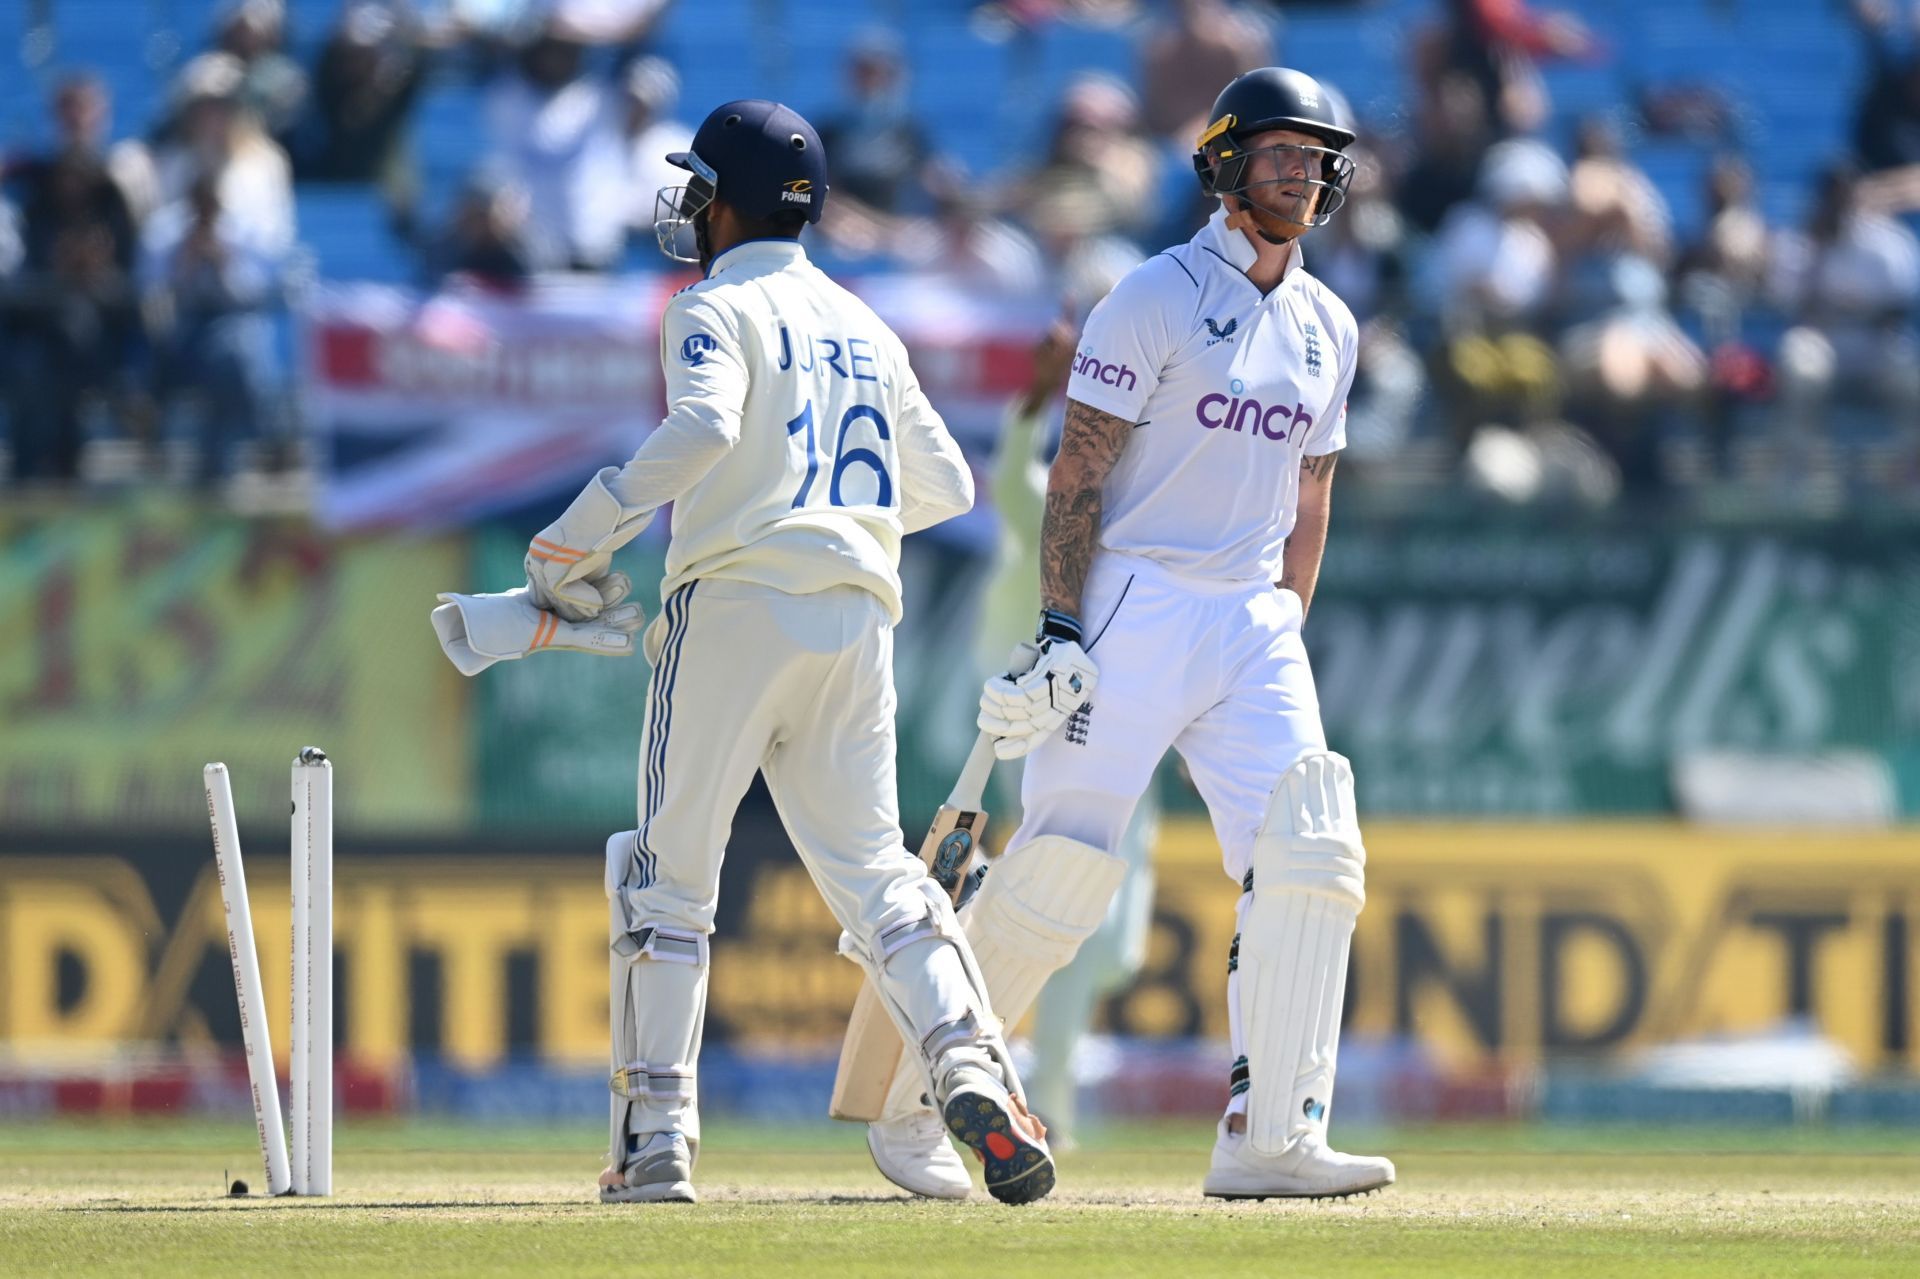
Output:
top-left (1036, 608), bottom-right (1084, 646)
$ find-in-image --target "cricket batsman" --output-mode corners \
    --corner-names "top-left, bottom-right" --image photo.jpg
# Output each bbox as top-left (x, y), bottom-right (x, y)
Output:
top-left (435, 99), bottom-right (1054, 1206)
top-left (858, 67), bottom-right (1395, 1200)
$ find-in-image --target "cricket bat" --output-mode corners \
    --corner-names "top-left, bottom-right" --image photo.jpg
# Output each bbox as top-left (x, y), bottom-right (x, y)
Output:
top-left (827, 646), bottom-right (1036, 1122)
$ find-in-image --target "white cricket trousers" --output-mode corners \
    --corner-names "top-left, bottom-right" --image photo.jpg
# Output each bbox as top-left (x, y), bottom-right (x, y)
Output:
top-left (1007, 550), bottom-right (1328, 887)
top-left (616, 579), bottom-right (936, 943)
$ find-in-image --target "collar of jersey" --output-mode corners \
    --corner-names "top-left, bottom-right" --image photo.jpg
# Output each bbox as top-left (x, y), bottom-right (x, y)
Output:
top-left (1194, 206), bottom-right (1305, 289)
top-left (706, 237), bottom-right (807, 278)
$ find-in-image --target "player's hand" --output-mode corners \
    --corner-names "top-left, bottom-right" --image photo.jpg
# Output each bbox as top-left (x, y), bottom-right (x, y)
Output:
top-left (525, 467), bottom-right (652, 621)
top-left (1014, 314), bottom-right (1077, 418)
top-left (978, 614), bottom-right (1098, 760)
top-left (527, 548), bottom-right (621, 622)
top-left (431, 585), bottom-right (645, 677)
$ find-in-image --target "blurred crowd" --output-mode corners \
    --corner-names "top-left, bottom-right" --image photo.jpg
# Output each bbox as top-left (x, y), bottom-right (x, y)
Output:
top-left (3, 0), bottom-right (1918, 505)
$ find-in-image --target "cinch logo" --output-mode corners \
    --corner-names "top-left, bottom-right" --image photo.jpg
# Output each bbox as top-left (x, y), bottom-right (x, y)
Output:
top-left (1074, 349), bottom-right (1137, 391)
top-left (1196, 382), bottom-right (1313, 441)
top-left (780, 179), bottom-right (814, 205)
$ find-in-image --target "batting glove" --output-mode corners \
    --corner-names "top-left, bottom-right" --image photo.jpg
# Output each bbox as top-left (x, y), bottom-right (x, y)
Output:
top-left (978, 610), bottom-right (1099, 760)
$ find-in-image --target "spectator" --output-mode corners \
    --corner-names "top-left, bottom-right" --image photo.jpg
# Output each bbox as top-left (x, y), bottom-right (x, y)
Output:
top-left (1768, 161), bottom-right (1920, 423)
top-left (141, 174), bottom-right (285, 483)
top-left (1424, 138), bottom-right (1570, 435)
top-left (1009, 73), bottom-right (1159, 250)
top-left (1140, 0), bottom-right (1273, 143)
top-left (421, 174), bottom-right (535, 290)
top-left (815, 30), bottom-right (939, 214)
top-left (1676, 153), bottom-right (1771, 341)
top-left (1851, 0), bottom-right (1920, 173)
top-left (213, 0), bottom-right (310, 144)
top-left (295, 2), bottom-right (432, 216)
top-left (1, 95), bottom-right (143, 482)
top-left (1419, 0), bottom-right (1598, 138)
top-left (1396, 71), bottom-right (1497, 235)
top-left (1565, 117), bottom-right (1673, 269)
top-left (1558, 255), bottom-right (1708, 487)
top-left (621, 56), bottom-right (694, 237)
top-left (44, 73), bottom-right (161, 226)
top-left (1428, 138), bottom-right (1566, 333)
top-left (483, 19), bottom-right (631, 271)
top-left (154, 53), bottom-right (297, 256)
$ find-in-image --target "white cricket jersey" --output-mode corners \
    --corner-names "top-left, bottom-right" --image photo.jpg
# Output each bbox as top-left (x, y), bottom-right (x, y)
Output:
top-left (604, 239), bottom-right (974, 620)
top-left (1064, 206), bottom-right (1358, 585)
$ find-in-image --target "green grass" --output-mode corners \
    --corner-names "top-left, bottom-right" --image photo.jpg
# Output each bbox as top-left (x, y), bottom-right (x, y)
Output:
top-left (4, 1119), bottom-right (1919, 1277)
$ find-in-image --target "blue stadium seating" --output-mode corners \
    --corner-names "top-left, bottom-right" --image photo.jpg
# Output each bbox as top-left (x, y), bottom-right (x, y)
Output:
top-left (0, 0), bottom-right (1898, 281)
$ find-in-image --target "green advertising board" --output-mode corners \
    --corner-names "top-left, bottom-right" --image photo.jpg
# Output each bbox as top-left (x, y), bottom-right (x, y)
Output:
top-left (468, 509), bottom-right (1920, 827)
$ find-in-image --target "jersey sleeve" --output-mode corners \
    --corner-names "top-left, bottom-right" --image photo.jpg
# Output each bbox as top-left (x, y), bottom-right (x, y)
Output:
top-left (894, 357), bottom-right (975, 535)
top-left (1063, 258), bottom-right (1185, 423)
top-left (1304, 311), bottom-right (1357, 457)
top-left (604, 289), bottom-right (748, 515)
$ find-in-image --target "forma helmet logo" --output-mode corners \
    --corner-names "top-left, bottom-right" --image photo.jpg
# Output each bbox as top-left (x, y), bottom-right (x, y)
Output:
top-left (780, 179), bottom-right (814, 205)
top-left (1073, 349), bottom-right (1137, 391)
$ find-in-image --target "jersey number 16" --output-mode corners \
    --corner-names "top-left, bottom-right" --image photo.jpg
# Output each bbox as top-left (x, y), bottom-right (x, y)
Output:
top-left (785, 400), bottom-right (893, 510)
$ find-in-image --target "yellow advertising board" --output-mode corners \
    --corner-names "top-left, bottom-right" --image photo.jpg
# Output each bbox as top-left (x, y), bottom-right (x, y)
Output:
top-left (1145, 821), bottom-right (1920, 1067)
top-left (3, 822), bottom-right (1918, 1071)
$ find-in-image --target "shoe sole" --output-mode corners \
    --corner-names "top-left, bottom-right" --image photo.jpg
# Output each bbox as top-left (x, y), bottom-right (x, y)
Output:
top-left (599, 1180), bottom-right (697, 1204)
top-left (1204, 1175), bottom-right (1394, 1202)
top-left (942, 1089), bottom-right (1055, 1206)
top-left (865, 1126), bottom-right (971, 1201)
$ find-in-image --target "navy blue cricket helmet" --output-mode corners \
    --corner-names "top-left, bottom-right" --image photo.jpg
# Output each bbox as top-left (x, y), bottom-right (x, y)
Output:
top-left (655, 99), bottom-right (828, 261)
top-left (1192, 68), bottom-right (1356, 228)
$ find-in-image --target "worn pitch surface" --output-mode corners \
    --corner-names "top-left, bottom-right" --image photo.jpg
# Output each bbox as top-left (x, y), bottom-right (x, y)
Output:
top-left (3, 1120), bottom-right (1916, 1276)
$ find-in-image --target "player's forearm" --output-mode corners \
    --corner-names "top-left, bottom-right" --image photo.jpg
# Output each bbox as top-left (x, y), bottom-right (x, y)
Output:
top-left (1280, 452), bottom-right (1339, 617)
top-left (899, 410), bottom-right (976, 534)
top-left (1039, 481), bottom-right (1102, 618)
top-left (1039, 399), bottom-right (1131, 619)
top-left (604, 408), bottom-right (738, 517)
top-left (899, 453), bottom-right (974, 534)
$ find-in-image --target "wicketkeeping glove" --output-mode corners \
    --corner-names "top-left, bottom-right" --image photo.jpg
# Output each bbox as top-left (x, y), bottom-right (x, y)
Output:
top-left (526, 467), bottom-right (653, 622)
top-left (978, 609), bottom-right (1099, 760)
top-left (431, 576), bottom-right (645, 677)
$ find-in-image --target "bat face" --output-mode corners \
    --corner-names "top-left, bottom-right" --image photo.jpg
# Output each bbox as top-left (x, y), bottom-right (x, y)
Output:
top-left (921, 807), bottom-right (986, 901)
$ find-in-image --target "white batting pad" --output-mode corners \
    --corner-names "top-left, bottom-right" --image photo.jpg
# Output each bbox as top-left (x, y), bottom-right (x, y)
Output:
top-left (879, 834), bottom-right (1127, 1120)
top-left (1236, 751), bottom-right (1367, 1158)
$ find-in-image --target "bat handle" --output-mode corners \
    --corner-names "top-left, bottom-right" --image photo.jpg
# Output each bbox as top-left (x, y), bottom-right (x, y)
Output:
top-left (948, 731), bottom-right (997, 812)
top-left (943, 643), bottom-right (1039, 810)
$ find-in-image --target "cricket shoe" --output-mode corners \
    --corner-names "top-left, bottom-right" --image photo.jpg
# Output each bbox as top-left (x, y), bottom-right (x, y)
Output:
top-left (866, 1107), bottom-right (972, 1201)
top-left (599, 1131), bottom-right (696, 1204)
top-left (940, 1067), bottom-right (1056, 1206)
top-left (1203, 1121), bottom-right (1394, 1200)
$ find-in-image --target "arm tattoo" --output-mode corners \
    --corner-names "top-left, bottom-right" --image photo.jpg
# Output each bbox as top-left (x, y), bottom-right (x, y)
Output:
top-left (1301, 452), bottom-right (1340, 482)
top-left (1040, 398), bottom-right (1133, 618)
top-left (1282, 451), bottom-right (1339, 615)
